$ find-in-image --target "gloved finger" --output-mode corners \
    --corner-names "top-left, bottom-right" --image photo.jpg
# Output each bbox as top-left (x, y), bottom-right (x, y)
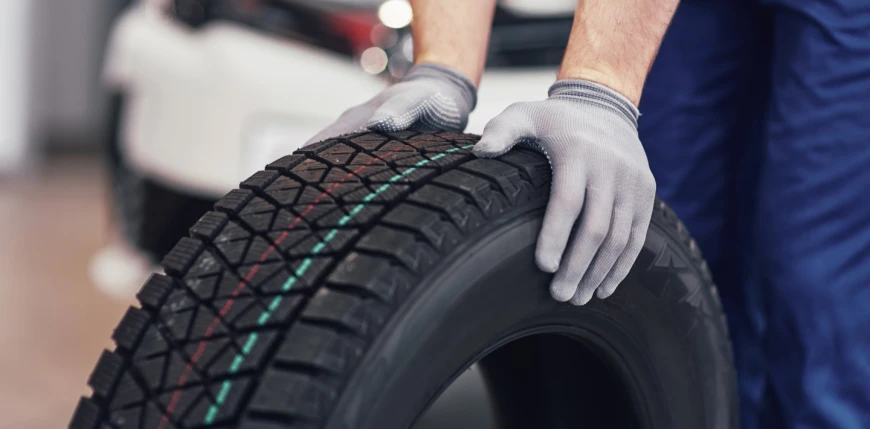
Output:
top-left (305, 106), bottom-right (371, 146)
top-left (534, 165), bottom-right (587, 274)
top-left (473, 107), bottom-right (535, 158)
top-left (570, 201), bottom-right (633, 305)
top-left (366, 93), bottom-right (426, 132)
top-left (596, 185), bottom-right (655, 299)
top-left (549, 186), bottom-right (615, 304)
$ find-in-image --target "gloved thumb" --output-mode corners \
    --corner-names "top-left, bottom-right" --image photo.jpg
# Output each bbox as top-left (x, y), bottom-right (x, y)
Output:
top-left (366, 94), bottom-right (425, 132)
top-left (474, 109), bottom-right (535, 158)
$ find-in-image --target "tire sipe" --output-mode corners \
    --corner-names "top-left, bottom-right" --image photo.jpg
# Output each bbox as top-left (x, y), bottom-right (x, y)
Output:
top-left (70, 130), bottom-right (738, 429)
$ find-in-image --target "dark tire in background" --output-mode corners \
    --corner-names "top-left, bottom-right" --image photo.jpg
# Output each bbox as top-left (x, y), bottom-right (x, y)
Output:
top-left (105, 92), bottom-right (218, 263)
top-left (70, 130), bottom-right (738, 429)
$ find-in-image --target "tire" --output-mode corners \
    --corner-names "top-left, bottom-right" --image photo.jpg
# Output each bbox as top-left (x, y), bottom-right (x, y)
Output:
top-left (70, 130), bottom-right (738, 429)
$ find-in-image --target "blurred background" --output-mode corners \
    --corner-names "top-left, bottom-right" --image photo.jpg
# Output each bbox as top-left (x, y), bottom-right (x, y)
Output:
top-left (0, 0), bottom-right (575, 427)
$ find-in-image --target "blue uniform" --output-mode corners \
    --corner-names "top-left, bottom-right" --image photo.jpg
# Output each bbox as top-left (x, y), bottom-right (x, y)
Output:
top-left (638, 0), bottom-right (870, 427)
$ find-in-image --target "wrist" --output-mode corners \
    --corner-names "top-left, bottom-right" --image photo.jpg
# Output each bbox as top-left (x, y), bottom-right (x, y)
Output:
top-left (414, 52), bottom-right (482, 88)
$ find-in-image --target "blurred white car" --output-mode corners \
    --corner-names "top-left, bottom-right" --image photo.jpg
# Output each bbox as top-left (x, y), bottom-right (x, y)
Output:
top-left (93, 0), bottom-right (574, 298)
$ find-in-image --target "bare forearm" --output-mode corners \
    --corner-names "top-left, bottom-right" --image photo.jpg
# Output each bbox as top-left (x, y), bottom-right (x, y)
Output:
top-left (559, 0), bottom-right (679, 105)
top-left (410, 0), bottom-right (496, 86)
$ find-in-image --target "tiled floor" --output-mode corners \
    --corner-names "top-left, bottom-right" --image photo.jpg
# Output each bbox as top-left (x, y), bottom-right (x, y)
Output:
top-left (0, 156), bottom-right (131, 429)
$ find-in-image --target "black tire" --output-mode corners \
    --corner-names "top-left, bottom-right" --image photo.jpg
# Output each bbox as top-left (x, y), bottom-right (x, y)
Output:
top-left (70, 130), bottom-right (737, 429)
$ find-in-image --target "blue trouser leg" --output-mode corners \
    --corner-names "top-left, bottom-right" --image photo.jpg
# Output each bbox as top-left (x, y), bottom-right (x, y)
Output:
top-left (754, 0), bottom-right (870, 427)
top-left (638, 0), bottom-right (771, 427)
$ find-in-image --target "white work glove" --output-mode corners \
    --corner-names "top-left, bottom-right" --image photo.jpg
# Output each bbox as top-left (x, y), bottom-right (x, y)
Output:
top-left (306, 63), bottom-right (476, 145)
top-left (474, 79), bottom-right (656, 305)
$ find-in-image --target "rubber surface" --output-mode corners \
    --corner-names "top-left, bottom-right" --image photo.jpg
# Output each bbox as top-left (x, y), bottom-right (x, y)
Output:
top-left (70, 130), bottom-right (737, 429)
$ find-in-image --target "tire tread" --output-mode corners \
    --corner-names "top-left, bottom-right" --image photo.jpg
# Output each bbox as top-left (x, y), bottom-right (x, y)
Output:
top-left (69, 130), bottom-right (733, 429)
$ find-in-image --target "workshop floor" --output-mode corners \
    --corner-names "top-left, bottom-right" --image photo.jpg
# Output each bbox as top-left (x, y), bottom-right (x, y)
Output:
top-left (0, 156), bottom-right (131, 429)
top-left (0, 155), bottom-right (493, 429)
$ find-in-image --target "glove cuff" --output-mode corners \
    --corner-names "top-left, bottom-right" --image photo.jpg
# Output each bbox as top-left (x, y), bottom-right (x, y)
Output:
top-left (548, 79), bottom-right (640, 128)
top-left (405, 63), bottom-right (478, 112)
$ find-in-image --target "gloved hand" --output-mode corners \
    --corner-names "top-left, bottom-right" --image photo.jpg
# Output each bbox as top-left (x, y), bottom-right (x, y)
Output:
top-left (305, 63), bottom-right (477, 145)
top-left (474, 80), bottom-right (656, 305)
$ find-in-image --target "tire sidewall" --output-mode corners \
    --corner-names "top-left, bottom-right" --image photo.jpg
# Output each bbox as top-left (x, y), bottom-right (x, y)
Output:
top-left (324, 203), bottom-right (736, 429)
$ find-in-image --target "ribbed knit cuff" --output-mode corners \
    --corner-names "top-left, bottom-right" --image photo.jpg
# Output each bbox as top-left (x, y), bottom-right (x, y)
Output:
top-left (548, 79), bottom-right (639, 128)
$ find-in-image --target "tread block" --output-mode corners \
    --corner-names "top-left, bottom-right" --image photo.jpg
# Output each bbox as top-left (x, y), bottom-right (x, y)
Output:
top-left (248, 369), bottom-right (339, 422)
top-left (356, 226), bottom-right (436, 272)
top-left (109, 405), bottom-right (147, 429)
top-left (318, 150), bottom-right (356, 166)
top-left (296, 138), bottom-right (339, 155)
top-left (292, 255), bottom-right (334, 284)
top-left (322, 166), bottom-right (362, 183)
top-left (112, 307), bottom-right (151, 351)
top-left (432, 170), bottom-right (499, 218)
top-left (367, 166), bottom-right (437, 184)
top-left (349, 133), bottom-right (388, 150)
top-left (184, 378), bottom-right (253, 426)
top-left (407, 133), bottom-right (448, 146)
top-left (215, 189), bottom-right (255, 215)
top-left (241, 170), bottom-right (280, 192)
top-left (327, 252), bottom-right (415, 305)
top-left (133, 325), bottom-right (172, 362)
top-left (459, 159), bottom-right (525, 205)
top-left (217, 294), bottom-right (303, 329)
top-left (241, 237), bottom-right (284, 265)
top-left (295, 185), bottom-right (336, 206)
top-left (382, 203), bottom-right (459, 251)
top-left (184, 250), bottom-right (223, 278)
top-left (379, 140), bottom-right (417, 153)
top-left (69, 397), bottom-right (101, 429)
top-left (339, 183), bottom-right (411, 204)
top-left (240, 197), bottom-right (278, 215)
top-left (189, 211), bottom-right (229, 241)
top-left (140, 401), bottom-right (180, 429)
top-left (136, 348), bottom-right (202, 392)
top-left (267, 229), bottom-right (315, 255)
top-left (315, 205), bottom-right (384, 229)
top-left (275, 322), bottom-right (365, 375)
top-left (155, 386), bottom-right (209, 427)
top-left (214, 238), bottom-right (250, 266)
top-left (268, 208), bottom-right (313, 233)
top-left (407, 184), bottom-right (476, 232)
top-left (213, 221), bottom-right (252, 243)
top-left (301, 289), bottom-right (390, 339)
top-left (497, 149), bottom-right (551, 188)
top-left (161, 237), bottom-right (205, 276)
top-left (348, 152), bottom-right (387, 166)
top-left (285, 229), bottom-right (358, 258)
top-left (264, 178), bottom-right (303, 206)
top-left (203, 331), bottom-right (279, 377)
top-left (290, 163), bottom-right (329, 184)
top-left (266, 154), bottom-right (306, 172)
top-left (88, 350), bottom-right (124, 398)
top-left (185, 272), bottom-right (238, 302)
top-left (240, 262), bottom-right (297, 295)
top-left (137, 274), bottom-right (176, 310)
top-left (108, 372), bottom-right (146, 410)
